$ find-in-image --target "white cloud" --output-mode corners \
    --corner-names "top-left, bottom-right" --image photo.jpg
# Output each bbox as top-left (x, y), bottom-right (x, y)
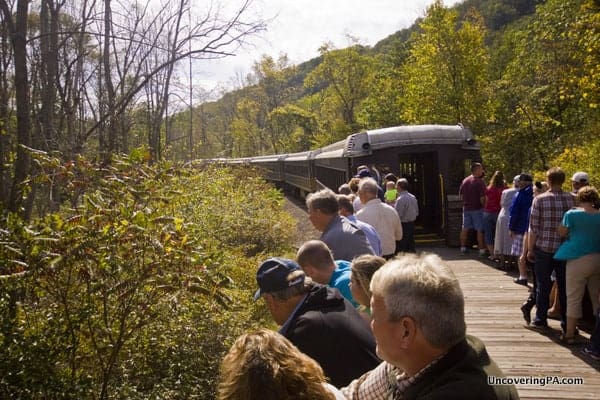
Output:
top-left (193, 0), bottom-right (462, 94)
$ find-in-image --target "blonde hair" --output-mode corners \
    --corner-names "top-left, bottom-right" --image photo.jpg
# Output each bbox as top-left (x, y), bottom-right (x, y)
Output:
top-left (218, 329), bottom-right (335, 400)
top-left (351, 254), bottom-right (386, 299)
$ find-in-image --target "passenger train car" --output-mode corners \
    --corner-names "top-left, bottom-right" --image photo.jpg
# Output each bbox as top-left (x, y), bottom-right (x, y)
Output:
top-left (222, 124), bottom-right (481, 246)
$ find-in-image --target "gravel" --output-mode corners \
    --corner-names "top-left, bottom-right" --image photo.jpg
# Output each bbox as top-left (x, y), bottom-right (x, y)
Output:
top-left (283, 196), bottom-right (321, 249)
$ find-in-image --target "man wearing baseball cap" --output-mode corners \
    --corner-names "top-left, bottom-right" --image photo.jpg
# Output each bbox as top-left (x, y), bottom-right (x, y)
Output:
top-left (571, 171), bottom-right (589, 195)
top-left (254, 257), bottom-right (380, 387)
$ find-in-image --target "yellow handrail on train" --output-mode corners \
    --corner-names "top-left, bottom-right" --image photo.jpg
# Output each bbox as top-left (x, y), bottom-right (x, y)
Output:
top-left (439, 173), bottom-right (445, 233)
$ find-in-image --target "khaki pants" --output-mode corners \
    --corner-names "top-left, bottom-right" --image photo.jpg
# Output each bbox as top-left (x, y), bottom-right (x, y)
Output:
top-left (566, 253), bottom-right (600, 319)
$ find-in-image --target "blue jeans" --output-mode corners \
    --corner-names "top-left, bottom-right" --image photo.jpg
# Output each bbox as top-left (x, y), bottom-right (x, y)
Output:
top-left (482, 211), bottom-right (499, 246)
top-left (533, 248), bottom-right (566, 327)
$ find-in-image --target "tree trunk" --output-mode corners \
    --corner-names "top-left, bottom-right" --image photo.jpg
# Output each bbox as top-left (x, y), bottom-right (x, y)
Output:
top-left (103, 0), bottom-right (116, 162)
top-left (0, 0), bottom-right (32, 216)
top-left (148, 0), bottom-right (187, 162)
top-left (0, 20), bottom-right (10, 207)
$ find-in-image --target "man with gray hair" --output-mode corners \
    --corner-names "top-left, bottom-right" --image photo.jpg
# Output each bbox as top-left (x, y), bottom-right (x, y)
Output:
top-left (356, 178), bottom-right (403, 259)
top-left (306, 189), bottom-right (374, 261)
top-left (342, 253), bottom-right (518, 399)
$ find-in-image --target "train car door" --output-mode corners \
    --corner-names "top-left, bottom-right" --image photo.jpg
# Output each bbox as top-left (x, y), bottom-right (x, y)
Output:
top-left (397, 153), bottom-right (441, 234)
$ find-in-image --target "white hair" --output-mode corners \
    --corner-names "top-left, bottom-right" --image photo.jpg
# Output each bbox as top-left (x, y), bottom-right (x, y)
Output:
top-left (358, 178), bottom-right (378, 197)
top-left (370, 253), bottom-right (466, 348)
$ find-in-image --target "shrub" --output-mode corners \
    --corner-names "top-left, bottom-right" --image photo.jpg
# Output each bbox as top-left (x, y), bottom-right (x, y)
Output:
top-left (0, 154), bottom-right (294, 399)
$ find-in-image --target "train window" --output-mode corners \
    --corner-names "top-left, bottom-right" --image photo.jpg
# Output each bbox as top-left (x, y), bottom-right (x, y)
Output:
top-left (448, 158), bottom-right (473, 193)
top-left (399, 161), bottom-right (417, 181)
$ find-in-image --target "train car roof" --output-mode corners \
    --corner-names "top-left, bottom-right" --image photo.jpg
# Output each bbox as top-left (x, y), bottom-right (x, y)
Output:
top-left (284, 149), bottom-right (321, 161)
top-left (314, 138), bottom-right (346, 159)
top-left (227, 157), bottom-right (251, 164)
top-left (344, 124), bottom-right (478, 156)
top-left (249, 154), bottom-right (286, 163)
top-left (369, 124), bottom-right (474, 145)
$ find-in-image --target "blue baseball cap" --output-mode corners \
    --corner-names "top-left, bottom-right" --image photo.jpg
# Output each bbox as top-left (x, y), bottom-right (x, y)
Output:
top-left (354, 169), bottom-right (371, 179)
top-left (254, 257), bottom-right (305, 300)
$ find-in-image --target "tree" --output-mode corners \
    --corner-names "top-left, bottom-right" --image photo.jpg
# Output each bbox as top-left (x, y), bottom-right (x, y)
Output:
top-left (266, 104), bottom-right (317, 153)
top-left (0, 0), bottom-right (31, 216)
top-left (357, 55), bottom-right (406, 128)
top-left (0, 0), bottom-right (267, 217)
top-left (85, 0), bottom-right (266, 162)
top-left (304, 41), bottom-right (374, 141)
top-left (400, 0), bottom-right (490, 132)
top-left (230, 97), bottom-right (261, 156)
top-left (227, 54), bottom-right (305, 156)
top-left (490, 0), bottom-right (599, 172)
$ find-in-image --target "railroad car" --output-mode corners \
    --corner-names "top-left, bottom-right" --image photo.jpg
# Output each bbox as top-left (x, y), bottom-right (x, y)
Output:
top-left (225, 124), bottom-right (481, 246)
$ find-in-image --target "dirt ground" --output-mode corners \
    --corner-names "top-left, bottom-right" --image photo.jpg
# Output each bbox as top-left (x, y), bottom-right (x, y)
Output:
top-left (283, 197), bottom-right (320, 249)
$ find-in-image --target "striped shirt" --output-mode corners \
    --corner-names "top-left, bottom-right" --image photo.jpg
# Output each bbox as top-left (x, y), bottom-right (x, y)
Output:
top-left (529, 190), bottom-right (574, 253)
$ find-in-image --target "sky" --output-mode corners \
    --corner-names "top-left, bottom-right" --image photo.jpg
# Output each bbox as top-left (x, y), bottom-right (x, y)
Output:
top-left (194, 0), bottom-right (463, 94)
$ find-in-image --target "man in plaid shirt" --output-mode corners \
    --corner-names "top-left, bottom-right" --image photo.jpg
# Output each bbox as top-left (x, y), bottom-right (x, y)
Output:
top-left (526, 167), bottom-right (574, 331)
top-left (341, 253), bottom-right (518, 399)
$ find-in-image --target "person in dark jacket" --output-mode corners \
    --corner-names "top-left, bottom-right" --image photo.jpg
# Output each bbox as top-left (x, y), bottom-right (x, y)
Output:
top-left (341, 253), bottom-right (519, 400)
top-left (508, 174), bottom-right (534, 260)
top-left (254, 257), bottom-right (380, 387)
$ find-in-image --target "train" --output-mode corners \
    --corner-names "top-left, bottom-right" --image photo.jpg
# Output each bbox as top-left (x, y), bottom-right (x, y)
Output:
top-left (214, 124), bottom-right (481, 246)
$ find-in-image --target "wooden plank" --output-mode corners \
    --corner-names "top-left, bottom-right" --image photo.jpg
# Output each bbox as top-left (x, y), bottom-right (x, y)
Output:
top-left (421, 246), bottom-right (600, 400)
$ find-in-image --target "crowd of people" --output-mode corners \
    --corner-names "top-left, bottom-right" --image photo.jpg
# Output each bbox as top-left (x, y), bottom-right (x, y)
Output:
top-left (214, 164), bottom-right (598, 399)
top-left (459, 164), bottom-right (600, 360)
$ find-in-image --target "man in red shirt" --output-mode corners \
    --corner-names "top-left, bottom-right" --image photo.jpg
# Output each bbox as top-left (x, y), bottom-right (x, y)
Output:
top-left (459, 162), bottom-right (487, 256)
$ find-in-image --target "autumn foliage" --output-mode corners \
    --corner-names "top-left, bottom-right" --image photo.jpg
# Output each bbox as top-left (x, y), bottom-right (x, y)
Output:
top-left (0, 153), bottom-right (294, 399)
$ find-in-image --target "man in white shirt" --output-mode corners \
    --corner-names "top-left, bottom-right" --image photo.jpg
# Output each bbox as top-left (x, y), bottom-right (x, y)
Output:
top-left (356, 178), bottom-right (403, 259)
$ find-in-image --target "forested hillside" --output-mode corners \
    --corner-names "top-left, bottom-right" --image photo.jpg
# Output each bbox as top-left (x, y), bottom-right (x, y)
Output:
top-left (168, 0), bottom-right (598, 183)
top-left (0, 0), bottom-right (598, 217)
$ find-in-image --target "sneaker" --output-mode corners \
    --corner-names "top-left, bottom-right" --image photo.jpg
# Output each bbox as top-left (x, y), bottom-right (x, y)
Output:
top-left (460, 247), bottom-right (467, 255)
top-left (529, 320), bottom-right (548, 330)
top-left (582, 345), bottom-right (600, 361)
top-left (513, 278), bottom-right (528, 286)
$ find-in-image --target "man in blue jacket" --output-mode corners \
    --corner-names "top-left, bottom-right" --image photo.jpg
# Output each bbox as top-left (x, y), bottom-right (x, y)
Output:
top-left (508, 173), bottom-right (534, 266)
top-left (306, 189), bottom-right (374, 261)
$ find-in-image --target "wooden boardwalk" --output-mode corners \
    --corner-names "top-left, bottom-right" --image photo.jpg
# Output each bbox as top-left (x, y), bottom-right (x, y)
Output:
top-left (423, 246), bottom-right (600, 400)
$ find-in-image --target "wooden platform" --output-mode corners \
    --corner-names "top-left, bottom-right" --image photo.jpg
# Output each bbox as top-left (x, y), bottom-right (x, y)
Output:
top-left (422, 246), bottom-right (600, 400)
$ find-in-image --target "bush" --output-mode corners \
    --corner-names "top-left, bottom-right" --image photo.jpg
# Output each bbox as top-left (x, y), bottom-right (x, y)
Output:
top-left (0, 154), bottom-right (294, 399)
